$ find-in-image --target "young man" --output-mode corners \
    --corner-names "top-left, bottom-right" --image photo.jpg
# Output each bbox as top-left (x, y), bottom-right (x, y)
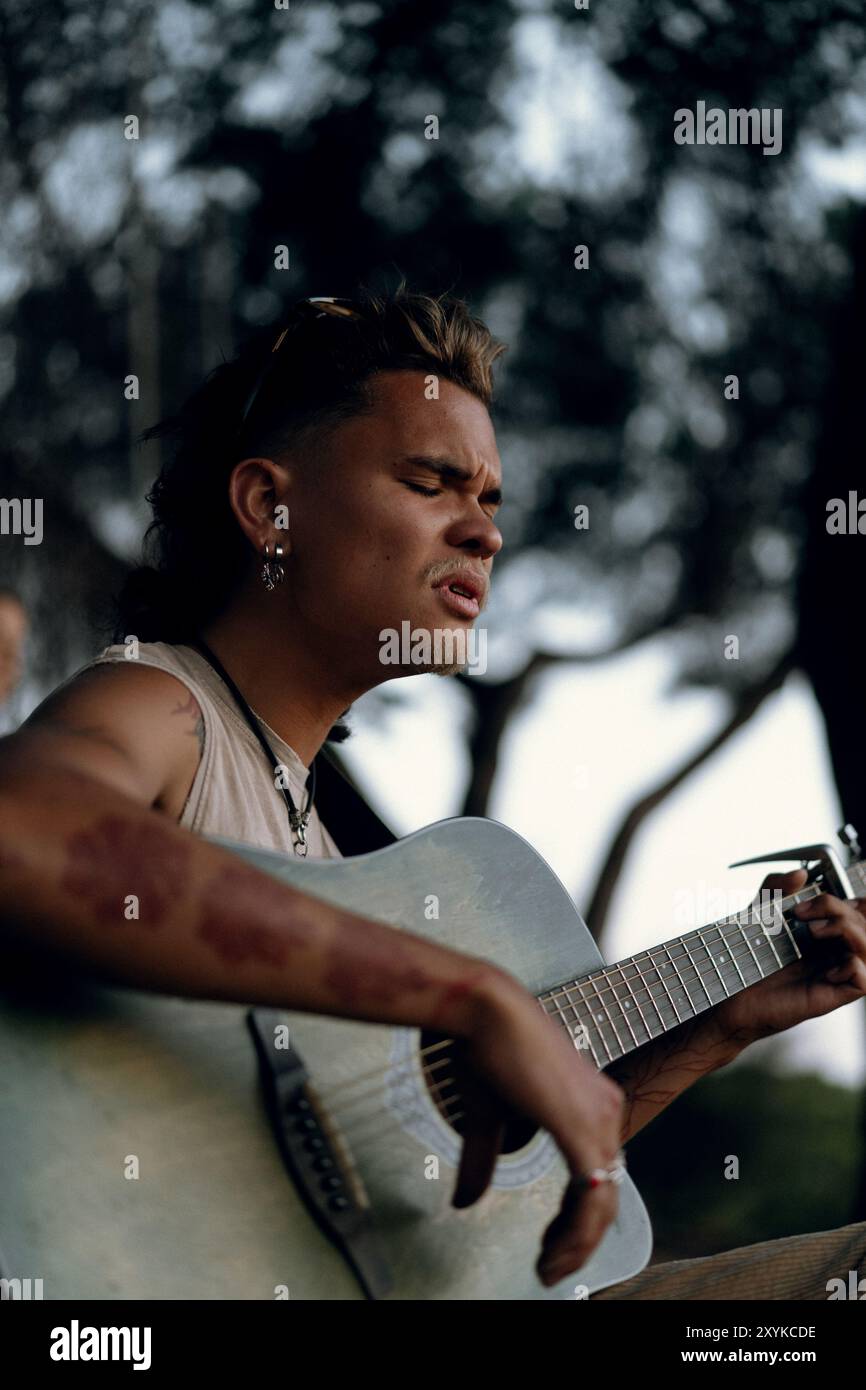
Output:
top-left (1, 289), bottom-right (864, 1298)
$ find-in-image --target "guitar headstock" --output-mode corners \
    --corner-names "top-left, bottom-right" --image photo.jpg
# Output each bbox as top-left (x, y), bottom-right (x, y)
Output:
top-left (729, 823), bottom-right (865, 901)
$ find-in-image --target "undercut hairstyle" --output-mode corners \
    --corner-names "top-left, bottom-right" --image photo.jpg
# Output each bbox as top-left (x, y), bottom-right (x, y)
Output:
top-left (113, 283), bottom-right (506, 664)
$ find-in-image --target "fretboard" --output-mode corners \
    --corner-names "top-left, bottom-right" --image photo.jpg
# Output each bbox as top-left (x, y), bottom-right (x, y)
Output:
top-left (539, 855), bottom-right (866, 1069)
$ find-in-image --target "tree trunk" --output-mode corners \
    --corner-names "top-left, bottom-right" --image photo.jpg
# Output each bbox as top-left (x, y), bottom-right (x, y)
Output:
top-left (795, 204), bottom-right (866, 1221)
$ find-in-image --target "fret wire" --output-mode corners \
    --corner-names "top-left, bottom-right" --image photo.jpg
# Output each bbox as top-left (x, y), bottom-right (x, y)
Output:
top-left (674, 941), bottom-right (716, 1009)
top-left (762, 919), bottom-right (784, 968)
top-left (778, 906), bottom-right (803, 960)
top-left (633, 946), bottom-right (685, 1028)
top-left (592, 974), bottom-right (628, 1058)
top-left (579, 977), bottom-right (614, 1063)
top-left (543, 882), bottom-right (823, 1018)
top-left (613, 954), bottom-right (667, 1038)
top-left (679, 933), bottom-right (714, 1007)
top-left (648, 944), bottom-right (684, 1023)
top-left (696, 926), bottom-right (731, 996)
top-left (549, 931), bottom-right (759, 1019)
top-left (619, 960), bottom-right (655, 1040)
top-left (662, 939), bottom-right (708, 1005)
top-left (541, 991), bottom-right (584, 1055)
top-left (629, 949), bottom-right (682, 1032)
top-left (664, 941), bottom-right (693, 1017)
top-left (719, 920), bottom-right (748, 988)
top-left (541, 874), bottom-right (842, 1060)
top-left (558, 982), bottom-right (584, 1029)
top-left (745, 895), bottom-right (795, 961)
top-left (619, 951), bottom-right (667, 1031)
top-left (605, 965), bottom-right (641, 1049)
top-left (732, 916), bottom-right (767, 984)
top-left (562, 983), bottom-right (604, 1068)
top-left (736, 904), bottom-right (789, 972)
top-left (737, 914), bottom-right (766, 978)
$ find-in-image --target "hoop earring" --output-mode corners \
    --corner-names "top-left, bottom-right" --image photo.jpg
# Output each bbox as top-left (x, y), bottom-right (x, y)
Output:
top-left (261, 542), bottom-right (285, 591)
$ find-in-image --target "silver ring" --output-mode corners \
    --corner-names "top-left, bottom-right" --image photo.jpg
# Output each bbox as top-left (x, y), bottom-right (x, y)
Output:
top-left (579, 1148), bottom-right (627, 1190)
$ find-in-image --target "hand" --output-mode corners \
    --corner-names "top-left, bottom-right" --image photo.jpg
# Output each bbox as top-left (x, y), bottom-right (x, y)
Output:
top-left (710, 869), bottom-right (866, 1047)
top-left (452, 969), bottom-right (626, 1288)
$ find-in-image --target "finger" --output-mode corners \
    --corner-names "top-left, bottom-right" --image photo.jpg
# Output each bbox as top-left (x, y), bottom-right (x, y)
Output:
top-left (795, 892), bottom-right (835, 915)
top-left (452, 1115), bottom-right (505, 1208)
top-left (825, 957), bottom-right (866, 992)
top-left (793, 892), bottom-right (862, 920)
top-left (758, 869), bottom-right (808, 895)
top-left (537, 1177), bottom-right (619, 1285)
top-left (805, 909), bottom-right (866, 957)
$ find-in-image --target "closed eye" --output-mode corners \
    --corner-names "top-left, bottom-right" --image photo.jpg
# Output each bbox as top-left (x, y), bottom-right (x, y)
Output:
top-left (403, 482), bottom-right (442, 497)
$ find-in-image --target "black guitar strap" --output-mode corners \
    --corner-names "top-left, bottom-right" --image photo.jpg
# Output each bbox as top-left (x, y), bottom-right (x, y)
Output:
top-left (313, 744), bottom-right (399, 856)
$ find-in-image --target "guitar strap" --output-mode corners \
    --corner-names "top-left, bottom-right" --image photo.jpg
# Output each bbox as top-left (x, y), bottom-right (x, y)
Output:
top-left (313, 744), bottom-right (399, 856)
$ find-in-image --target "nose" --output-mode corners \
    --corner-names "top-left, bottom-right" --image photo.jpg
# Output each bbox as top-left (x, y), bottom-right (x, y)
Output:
top-left (444, 510), bottom-right (503, 562)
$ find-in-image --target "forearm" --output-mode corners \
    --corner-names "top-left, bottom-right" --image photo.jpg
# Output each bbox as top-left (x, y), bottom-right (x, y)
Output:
top-left (603, 1011), bottom-right (745, 1143)
top-left (0, 762), bottom-right (496, 1038)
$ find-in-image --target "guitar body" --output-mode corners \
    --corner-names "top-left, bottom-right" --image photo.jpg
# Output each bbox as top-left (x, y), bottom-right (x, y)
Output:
top-left (0, 817), bottom-right (652, 1300)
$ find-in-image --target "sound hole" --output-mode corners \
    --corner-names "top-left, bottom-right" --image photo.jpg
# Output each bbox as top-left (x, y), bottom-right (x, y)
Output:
top-left (419, 1029), bottom-right (538, 1154)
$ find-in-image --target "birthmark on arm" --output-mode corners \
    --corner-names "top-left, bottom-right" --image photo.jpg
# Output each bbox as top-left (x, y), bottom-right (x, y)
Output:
top-left (321, 929), bottom-right (436, 1013)
top-left (195, 864), bottom-right (317, 968)
top-left (60, 815), bottom-right (188, 928)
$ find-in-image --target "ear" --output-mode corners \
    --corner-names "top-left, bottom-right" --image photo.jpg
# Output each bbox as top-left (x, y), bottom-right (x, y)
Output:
top-left (228, 456), bottom-right (293, 553)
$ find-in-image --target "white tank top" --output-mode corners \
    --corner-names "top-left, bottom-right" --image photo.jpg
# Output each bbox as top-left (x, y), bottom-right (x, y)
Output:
top-left (69, 641), bottom-right (342, 861)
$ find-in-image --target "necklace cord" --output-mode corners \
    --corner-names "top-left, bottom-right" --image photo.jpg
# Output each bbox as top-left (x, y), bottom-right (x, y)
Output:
top-left (191, 636), bottom-right (316, 853)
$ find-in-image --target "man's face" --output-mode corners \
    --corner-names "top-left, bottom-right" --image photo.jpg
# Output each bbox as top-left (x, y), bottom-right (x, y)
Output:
top-left (280, 369), bottom-right (503, 681)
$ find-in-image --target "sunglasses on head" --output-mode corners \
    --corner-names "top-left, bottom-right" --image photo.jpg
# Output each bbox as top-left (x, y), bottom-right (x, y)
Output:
top-left (234, 297), bottom-right (364, 446)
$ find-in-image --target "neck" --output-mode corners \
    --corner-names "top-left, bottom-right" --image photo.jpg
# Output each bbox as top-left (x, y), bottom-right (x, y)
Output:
top-left (538, 864), bottom-right (866, 1069)
top-left (198, 587), bottom-right (369, 767)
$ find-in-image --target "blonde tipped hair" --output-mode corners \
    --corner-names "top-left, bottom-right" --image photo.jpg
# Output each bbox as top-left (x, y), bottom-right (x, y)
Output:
top-left (117, 280), bottom-right (507, 648)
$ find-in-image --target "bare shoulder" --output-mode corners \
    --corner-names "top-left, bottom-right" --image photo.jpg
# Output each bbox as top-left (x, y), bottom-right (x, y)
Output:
top-left (6, 660), bottom-right (206, 814)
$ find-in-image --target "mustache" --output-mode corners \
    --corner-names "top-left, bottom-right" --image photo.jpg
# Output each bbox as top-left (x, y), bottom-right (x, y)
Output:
top-left (425, 561), bottom-right (489, 608)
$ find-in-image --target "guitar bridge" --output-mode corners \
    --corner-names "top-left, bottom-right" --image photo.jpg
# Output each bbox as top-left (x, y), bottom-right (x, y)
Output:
top-left (246, 1008), bottom-right (393, 1300)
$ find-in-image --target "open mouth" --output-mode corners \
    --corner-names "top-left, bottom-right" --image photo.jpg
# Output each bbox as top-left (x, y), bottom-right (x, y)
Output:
top-left (433, 573), bottom-right (484, 619)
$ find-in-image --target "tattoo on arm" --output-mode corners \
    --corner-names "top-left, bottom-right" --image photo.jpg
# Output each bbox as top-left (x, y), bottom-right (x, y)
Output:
top-left (171, 690), bottom-right (206, 756)
top-left (604, 1018), bottom-right (734, 1143)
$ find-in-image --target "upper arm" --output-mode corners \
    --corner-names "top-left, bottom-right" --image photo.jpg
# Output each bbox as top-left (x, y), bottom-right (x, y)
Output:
top-left (0, 662), bottom-right (206, 812)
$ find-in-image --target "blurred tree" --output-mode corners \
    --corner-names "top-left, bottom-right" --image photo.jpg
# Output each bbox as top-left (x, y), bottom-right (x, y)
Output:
top-left (625, 1054), bottom-right (861, 1259)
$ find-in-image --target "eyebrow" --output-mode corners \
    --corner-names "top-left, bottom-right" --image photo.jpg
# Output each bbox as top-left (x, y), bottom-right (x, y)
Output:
top-left (395, 454), bottom-right (503, 506)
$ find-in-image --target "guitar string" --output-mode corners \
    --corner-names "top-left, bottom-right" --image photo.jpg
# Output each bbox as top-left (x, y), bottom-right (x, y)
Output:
top-left (307, 917), bottom-right (817, 1145)
top-left (314, 877), bottom-right (851, 1112)
top-left (310, 908), bottom-right (852, 1155)
top-left (297, 873), bottom-right (864, 1159)
top-left (312, 911), bottom-right (806, 1117)
top-left (303, 878), bottom-right (856, 1139)
top-left (324, 880), bottom-right (818, 1108)
top-left (314, 904), bottom-right (811, 1119)
top-left (542, 883), bottom-right (820, 1012)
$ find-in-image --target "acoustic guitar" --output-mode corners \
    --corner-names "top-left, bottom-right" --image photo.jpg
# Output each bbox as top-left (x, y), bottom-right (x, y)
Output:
top-left (1, 818), bottom-right (861, 1300)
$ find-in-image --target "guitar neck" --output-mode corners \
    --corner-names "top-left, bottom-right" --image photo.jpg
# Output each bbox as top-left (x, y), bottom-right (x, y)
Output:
top-left (539, 858), bottom-right (866, 1070)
